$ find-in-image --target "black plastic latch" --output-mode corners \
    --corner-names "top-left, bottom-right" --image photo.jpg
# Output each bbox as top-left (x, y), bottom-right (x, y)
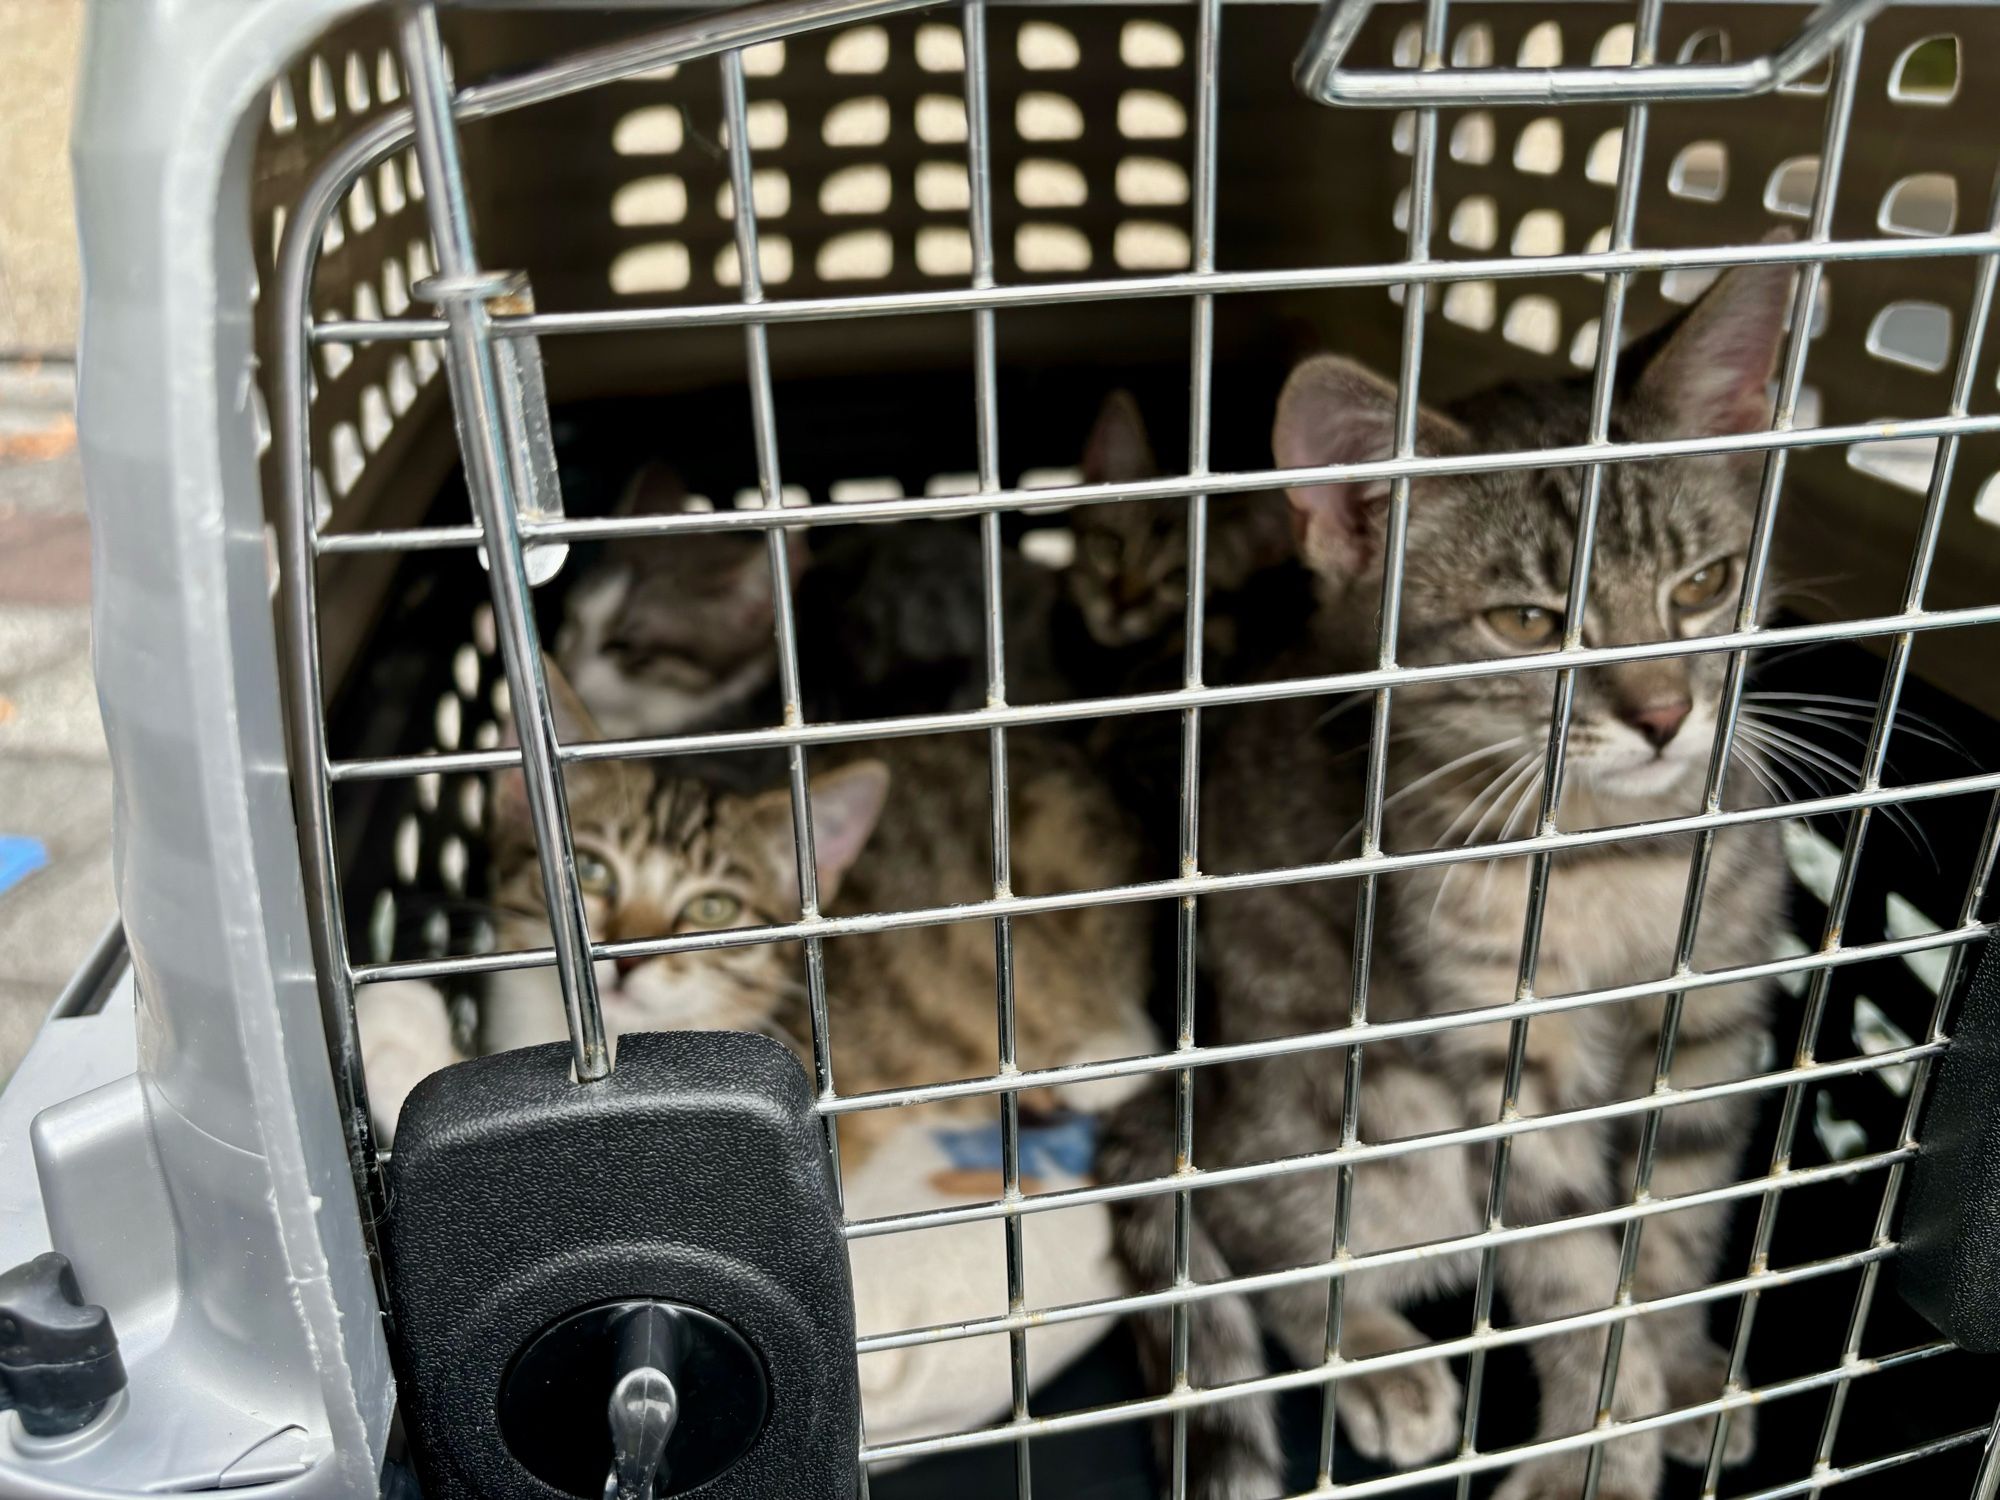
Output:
top-left (0, 1252), bottom-right (126, 1436)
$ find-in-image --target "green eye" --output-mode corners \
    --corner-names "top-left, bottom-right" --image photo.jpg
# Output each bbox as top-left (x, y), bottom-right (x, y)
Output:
top-left (679, 892), bottom-right (744, 929)
top-left (1483, 604), bottom-right (1563, 647)
top-left (574, 850), bottom-right (618, 902)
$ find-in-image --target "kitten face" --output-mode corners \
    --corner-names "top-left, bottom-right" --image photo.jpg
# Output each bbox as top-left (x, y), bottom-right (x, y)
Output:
top-left (553, 463), bottom-right (796, 739)
top-left (1068, 391), bottom-right (1186, 647)
top-left (1275, 259), bottom-right (1795, 811)
top-left (485, 728), bottom-right (888, 1054)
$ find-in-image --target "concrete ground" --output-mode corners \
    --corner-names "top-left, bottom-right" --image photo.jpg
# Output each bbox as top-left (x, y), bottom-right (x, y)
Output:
top-left (0, 360), bottom-right (110, 1075)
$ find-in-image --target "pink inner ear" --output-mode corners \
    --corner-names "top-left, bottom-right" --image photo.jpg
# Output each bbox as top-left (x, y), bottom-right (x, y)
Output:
top-left (809, 766), bottom-right (889, 886)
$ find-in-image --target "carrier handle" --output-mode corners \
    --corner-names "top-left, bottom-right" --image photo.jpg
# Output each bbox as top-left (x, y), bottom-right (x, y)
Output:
top-left (1295, 0), bottom-right (1885, 107)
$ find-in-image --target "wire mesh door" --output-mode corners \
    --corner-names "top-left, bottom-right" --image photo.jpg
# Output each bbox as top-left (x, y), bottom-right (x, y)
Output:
top-left (266, 0), bottom-right (2000, 1495)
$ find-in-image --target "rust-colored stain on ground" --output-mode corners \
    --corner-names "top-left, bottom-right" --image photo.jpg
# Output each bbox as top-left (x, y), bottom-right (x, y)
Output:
top-left (0, 415), bottom-right (76, 463)
top-left (0, 698), bottom-right (15, 727)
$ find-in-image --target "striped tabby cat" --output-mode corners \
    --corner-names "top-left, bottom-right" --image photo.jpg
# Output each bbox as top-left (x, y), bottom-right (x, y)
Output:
top-left (1102, 261), bottom-right (1795, 1500)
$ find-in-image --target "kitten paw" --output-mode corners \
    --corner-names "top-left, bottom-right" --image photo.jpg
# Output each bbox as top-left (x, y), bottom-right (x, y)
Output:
top-left (1336, 1358), bottom-right (1463, 1469)
top-left (1492, 1458), bottom-right (1649, 1500)
top-left (1661, 1344), bottom-right (1754, 1468)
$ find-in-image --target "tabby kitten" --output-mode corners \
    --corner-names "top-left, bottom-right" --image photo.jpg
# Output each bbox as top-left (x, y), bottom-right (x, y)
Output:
top-left (1068, 390), bottom-right (1297, 661)
top-left (364, 672), bottom-right (1158, 1165)
top-left (1101, 262), bottom-right (1794, 1500)
top-left (554, 463), bottom-right (800, 739)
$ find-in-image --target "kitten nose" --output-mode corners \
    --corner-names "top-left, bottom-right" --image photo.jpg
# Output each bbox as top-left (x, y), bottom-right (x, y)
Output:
top-left (1623, 698), bottom-right (1691, 749)
top-left (613, 952), bottom-right (650, 978)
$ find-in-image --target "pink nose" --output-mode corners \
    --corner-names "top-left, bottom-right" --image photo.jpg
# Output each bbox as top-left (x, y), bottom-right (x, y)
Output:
top-left (1624, 699), bottom-right (1691, 750)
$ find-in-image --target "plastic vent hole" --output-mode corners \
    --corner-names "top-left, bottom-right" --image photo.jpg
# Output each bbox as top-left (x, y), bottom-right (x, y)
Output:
top-left (1019, 21), bottom-right (1080, 70)
top-left (830, 478), bottom-right (905, 503)
top-left (816, 231), bottom-right (891, 281)
top-left (1450, 112), bottom-right (1494, 165)
top-left (1764, 156), bottom-right (1819, 218)
top-left (1442, 280), bottom-right (1496, 331)
top-left (395, 813), bottom-right (423, 883)
top-left (917, 95), bottom-right (968, 144)
top-left (491, 678), bottom-right (512, 721)
top-left (926, 473), bottom-right (979, 497)
top-left (344, 52), bottom-right (371, 112)
top-left (1017, 159), bottom-right (1087, 209)
top-left (1448, 195), bottom-right (1498, 250)
top-left (330, 423), bottom-right (365, 496)
top-left (1582, 225), bottom-right (1612, 279)
top-left (311, 470), bottom-right (333, 528)
top-left (473, 604), bottom-right (497, 656)
top-left (1668, 141), bottom-right (1728, 203)
top-left (439, 837), bottom-right (469, 897)
top-left (416, 774), bottom-right (440, 815)
top-left (368, 891), bottom-right (396, 964)
top-left (614, 176), bottom-right (689, 227)
top-left (1511, 208), bottom-right (1563, 258)
top-left (742, 41), bottom-right (785, 77)
top-left (460, 778), bottom-right (487, 833)
top-left (1570, 319), bottom-right (1599, 369)
top-left (716, 237), bottom-right (795, 287)
top-left (412, 339), bottom-right (440, 384)
top-left (452, 644), bottom-right (481, 698)
top-left (1514, 118), bottom-right (1562, 175)
top-left (613, 106), bottom-right (684, 155)
top-left (321, 339), bottom-right (353, 381)
top-left (1783, 278), bottom-right (1831, 339)
top-left (916, 24), bottom-right (964, 72)
top-left (408, 239), bottom-right (435, 284)
top-left (1020, 92), bottom-right (1085, 141)
top-left (473, 722), bottom-right (500, 751)
top-left (1114, 221), bottom-right (1192, 271)
top-left (915, 161), bottom-right (970, 211)
top-left (1677, 29), bottom-right (1729, 65)
top-left (360, 386), bottom-right (392, 453)
top-left (353, 283), bottom-right (382, 324)
top-left (1016, 223), bottom-right (1091, 273)
top-left (1392, 187), bottom-right (1410, 232)
top-left (1392, 22), bottom-right (1421, 68)
top-left (609, 243), bottom-right (692, 295)
top-left (1892, 36), bottom-right (1959, 105)
top-left (1122, 21), bottom-right (1184, 69)
top-left (821, 164), bottom-right (892, 214)
top-left (1867, 300), bottom-right (1953, 373)
top-left (348, 177), bottom-right (378, 235)
top-left (726, 101), bottom-right (788, 151)
top-left (388, 357), bottom-right (418, 415)
top-left (1793, 384), bottom-right (1823, 430)
top-left (1450, 24), bottom-right (1494, 67)
top-left (1782, 57), bottom-right (1831, 95)
top-left (823, 97), bottom-right (890, 147)
top-left (269, 79), bottom-right (298, 135)
top-left (1392, 111), bottom-right (1415, 156)
top-left (403, 149), bottom-right (425, 203)
top-left (321, 214), bottom-right (345, 256)
top-left (1517, 21), bottom-right (1562, 66)
top-left (719, 169), bottom-right (790, 220)
top-left (1847, 429), bottom-right (1940, 495)
top-left (1502, 296), bottom-right (1561, 355)
top-left (1594, 24), bottom-right (1634, 66)
top-left (1661, 265), bottom-right (1720, 304)
top-left (1974, 474), bottom-right (2000, 530)
top-left (828, 26), bottom-right (890, 74)
top-left (1585, 128), bottom-right (1623, 186)
top-left (1879, 173), bottom-right (1957, 237)
top-left (270, 206), bottom-right (287, 263)
top-left (378, 160), bottom-right (407, 216)
top-left (1117, 157), bottom-right (1188, 207)
top-left (308, 56), bottom-right (337, 123)
top-left (377, 50), bottom-right (402, 102)
top-left (1121, 90), bottom-right (1185, 140)
top-left (916, 226), bottom-right (973, 277)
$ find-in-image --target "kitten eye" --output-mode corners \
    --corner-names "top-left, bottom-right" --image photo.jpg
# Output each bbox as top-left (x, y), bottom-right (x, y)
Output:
top-left (574, 850), bottom-right (619, 903)
top-left (1084, 533), bottom-right (1123, 574)
top-left (679, 892), bottom-right (744, 928)
top-left (1483, 605), bottom-right (1562, 647)
top-left (1671, 558), bottom-right (1735, 610)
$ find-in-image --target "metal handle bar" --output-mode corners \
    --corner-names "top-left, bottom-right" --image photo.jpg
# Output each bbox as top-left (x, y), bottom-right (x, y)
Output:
top-left (1295, 0), bottom-right (1887, 107)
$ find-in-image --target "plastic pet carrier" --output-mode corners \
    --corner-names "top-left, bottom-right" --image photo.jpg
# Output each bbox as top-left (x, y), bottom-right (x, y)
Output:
top-left (6, 0), bottom-right (2000, 1496)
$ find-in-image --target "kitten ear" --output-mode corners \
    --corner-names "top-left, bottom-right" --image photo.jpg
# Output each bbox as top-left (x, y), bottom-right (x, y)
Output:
top-left (1635, 241), bottom-right (1796, 439)
top-left (1082, 390), bottom-right (1157, 484)
top-left (1272, 354), bottom-right (1466, 583)
top-left (492, 657), bottom-right (646, 839)
top-left (746, 760), bottom-right (890, 905)
top-left (616, 462), bottom-right (693, 518)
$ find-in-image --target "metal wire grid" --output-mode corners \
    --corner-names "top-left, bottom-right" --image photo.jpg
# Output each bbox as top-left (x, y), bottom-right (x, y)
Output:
top-left (265, 0), bottom-right (2000, 1494)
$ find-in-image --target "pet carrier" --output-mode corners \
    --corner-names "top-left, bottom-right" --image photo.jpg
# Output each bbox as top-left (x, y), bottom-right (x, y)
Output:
top-left (6, 0), bottom-right (2000, 1495)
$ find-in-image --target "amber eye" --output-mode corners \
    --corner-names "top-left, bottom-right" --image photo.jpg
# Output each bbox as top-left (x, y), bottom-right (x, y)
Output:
top-left (574, 850), bottom-right (619, 904)
top-left (679, 892), bottom-right (744, 929)
top-left (1483, 604), bottom-right (1563, 647)
top-left (1671, 558), bottom-right (1735, 611)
